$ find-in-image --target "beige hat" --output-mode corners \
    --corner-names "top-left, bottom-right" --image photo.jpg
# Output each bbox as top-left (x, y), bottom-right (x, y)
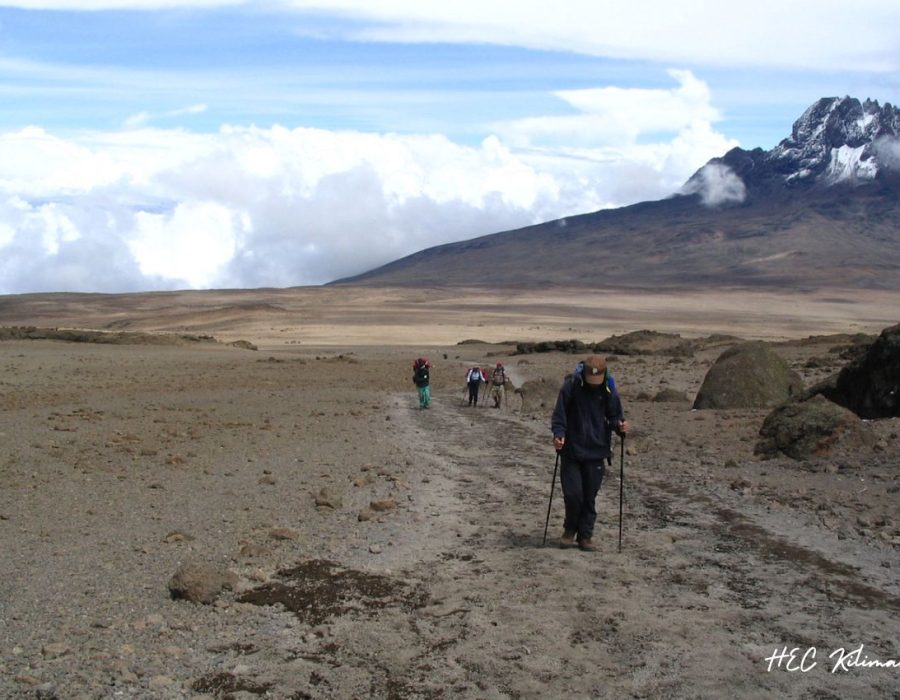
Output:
top-left (583, 355), bottom-right (607, 385)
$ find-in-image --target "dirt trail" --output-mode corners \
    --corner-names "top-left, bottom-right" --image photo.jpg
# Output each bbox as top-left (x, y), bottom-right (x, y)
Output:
top-left (336, 390), bottom-right (900, 699)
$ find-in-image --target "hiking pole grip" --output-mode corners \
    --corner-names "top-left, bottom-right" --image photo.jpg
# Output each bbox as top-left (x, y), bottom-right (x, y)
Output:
top-left (542, 451), bottom-right (560, 546)
top-left (618, 434), bottom-right (625, 553)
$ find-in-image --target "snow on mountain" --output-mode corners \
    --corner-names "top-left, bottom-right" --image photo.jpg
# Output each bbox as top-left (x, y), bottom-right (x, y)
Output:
top-left (686, 96), bottom-right (900, 203)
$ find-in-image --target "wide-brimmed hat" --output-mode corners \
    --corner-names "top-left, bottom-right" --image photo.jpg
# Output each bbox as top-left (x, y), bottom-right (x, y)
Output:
top-left (583, 355), bottom-right (606, 385)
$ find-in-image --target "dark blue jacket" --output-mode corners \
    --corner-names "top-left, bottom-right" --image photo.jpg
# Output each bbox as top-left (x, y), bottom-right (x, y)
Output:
top-left (551, 374), bottom-right (624, 463)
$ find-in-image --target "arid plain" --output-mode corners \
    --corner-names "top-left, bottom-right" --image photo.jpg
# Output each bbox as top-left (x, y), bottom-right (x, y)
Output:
top-left (0, 285), bottom-right (898, 699)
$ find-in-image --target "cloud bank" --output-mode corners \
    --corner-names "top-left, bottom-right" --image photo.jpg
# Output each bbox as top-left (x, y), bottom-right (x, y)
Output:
top-left (0, 72), bottom-right (739, 293)
top-left (682, 163), bottom-right (747, 207)
top-left (4, 0), bottom-right (896, 73)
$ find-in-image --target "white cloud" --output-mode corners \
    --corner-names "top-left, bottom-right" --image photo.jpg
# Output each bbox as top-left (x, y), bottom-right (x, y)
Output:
top-left (1, 1), bottom-right (898, 73)
top-left (129, 202), bottom-right (245, 287)
top-left (682, 163), bottom-right (747, 207)
top-left (275, 0), bottom-right (900, 73)
top-left (0, 72), bottom-right (740, 293)
top-left (496, 70), bottom-right (738, 204)
top-left (124, 104), bottom-right (208, 129)
top-left (874, 136), bottom-right (900, 171)
top-left (2, 1), bottom-right (244, 7)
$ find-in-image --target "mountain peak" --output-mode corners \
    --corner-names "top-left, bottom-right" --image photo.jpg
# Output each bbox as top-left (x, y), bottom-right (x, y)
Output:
top-left (687, 96), bottom-right (900, 200)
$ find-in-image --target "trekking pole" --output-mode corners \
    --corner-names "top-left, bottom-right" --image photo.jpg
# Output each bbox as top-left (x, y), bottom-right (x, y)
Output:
top-left (618, 434), bottom-right (625, 553)
top-left (542, 451), bottom-right (560, 546)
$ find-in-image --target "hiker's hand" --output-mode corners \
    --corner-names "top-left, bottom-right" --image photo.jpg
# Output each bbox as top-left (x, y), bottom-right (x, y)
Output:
top-left (615, 420), bottom-right (629, 436)
top-left (553, 436), bottom-right (565, 451)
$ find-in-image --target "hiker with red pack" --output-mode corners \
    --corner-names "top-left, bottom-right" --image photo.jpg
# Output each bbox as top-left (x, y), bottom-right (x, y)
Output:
top-left (412, 357), bottom-right (432, 409)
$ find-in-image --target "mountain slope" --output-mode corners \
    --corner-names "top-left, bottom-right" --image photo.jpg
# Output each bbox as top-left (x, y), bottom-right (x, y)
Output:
top-left (334, 97), bottom-right (900, 290)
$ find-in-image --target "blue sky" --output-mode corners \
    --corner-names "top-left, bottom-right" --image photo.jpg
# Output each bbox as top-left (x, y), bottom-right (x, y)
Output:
top-left (1, 0), bottom-right (898, 293)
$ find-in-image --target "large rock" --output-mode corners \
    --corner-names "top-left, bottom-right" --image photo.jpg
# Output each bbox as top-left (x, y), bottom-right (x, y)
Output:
top-left (168, 561), bottom-right (236, 604)
top-left (693, 342), bottom-right (803, 409)
top-left (821, 322), bottom-right (900, 418)
top-left (755, 394), bottom-right (869, 460)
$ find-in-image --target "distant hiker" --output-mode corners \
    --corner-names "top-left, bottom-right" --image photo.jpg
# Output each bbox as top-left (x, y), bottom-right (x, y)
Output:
top-left (466, 366), bottom-right (486, 406)
top-left (490, 362), bottom-right (507, 409)
top-left (413, 357), bottom-right (432, 409)
top-left (551, 355), bottom-right (628, 552)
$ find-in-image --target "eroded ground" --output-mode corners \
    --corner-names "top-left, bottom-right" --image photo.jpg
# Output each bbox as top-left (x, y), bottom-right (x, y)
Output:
top-left (0, 330), bottom-right (897, 698)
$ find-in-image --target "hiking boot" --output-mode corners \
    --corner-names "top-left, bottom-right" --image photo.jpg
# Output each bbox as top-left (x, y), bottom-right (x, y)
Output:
top-left (559, 531), bottom-right (576, 549)
top-left (578, 538), bottom-right (596, 552)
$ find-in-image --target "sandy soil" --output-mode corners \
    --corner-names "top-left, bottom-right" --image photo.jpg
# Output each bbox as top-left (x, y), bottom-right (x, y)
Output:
top-left (0, 288), bottom-right (898, 699)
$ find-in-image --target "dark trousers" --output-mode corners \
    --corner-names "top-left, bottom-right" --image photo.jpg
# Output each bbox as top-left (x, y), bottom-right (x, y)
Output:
top-left (560, 455), bottom-right (606, 540)
top-left (467, 380), bottom-right (480, 405)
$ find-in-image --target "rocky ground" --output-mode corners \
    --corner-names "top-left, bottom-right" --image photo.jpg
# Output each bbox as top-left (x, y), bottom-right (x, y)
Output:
top-left (0, 331), bottom-right (898, 699)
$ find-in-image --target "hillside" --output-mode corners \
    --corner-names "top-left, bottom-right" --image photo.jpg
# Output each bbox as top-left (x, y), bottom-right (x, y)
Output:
top-left (335, 97), bottom-right (900, 290)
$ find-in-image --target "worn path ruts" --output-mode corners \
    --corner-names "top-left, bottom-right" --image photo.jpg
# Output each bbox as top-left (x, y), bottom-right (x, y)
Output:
top-left (371, 389), bottom-right (900, 699)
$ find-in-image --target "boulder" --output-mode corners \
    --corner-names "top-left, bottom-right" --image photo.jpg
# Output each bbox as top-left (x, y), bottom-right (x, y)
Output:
top-left (168, 561), bottom-right (237, 604)
top-left (693, 342), bottom-right (803, 409)
top-left (821, 322), bottom-right (900, 418)
top-left (754, 395), bottom-right (869, 460)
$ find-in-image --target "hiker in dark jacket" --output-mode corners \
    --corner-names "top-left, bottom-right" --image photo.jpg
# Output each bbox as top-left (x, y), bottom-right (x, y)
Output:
top-left (550, 355), bottom-right (628, 552)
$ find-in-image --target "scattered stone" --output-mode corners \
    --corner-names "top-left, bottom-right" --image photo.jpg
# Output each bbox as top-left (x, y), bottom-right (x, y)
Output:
top-left (247, 568), bottom-right (270, 583)
top-left (268, 528), bottom-right (298, 541)
top-left (653, 388), bottom-right (690, 403)
top-left (14, 674), bottom-right (41, 686)
top-left (149, 675), bottom-right (175, 689)
top-left (35, 682), bottom-right (58, 699)
top-left (369, 543), bottom-right (383, 554)
top-left (41, 642), bottom-right (70, 658)
top-left (358, 509), bottom-right (376, 522)
top-left (240, 543), bottom-right (271, 558)
top-left (352, 476), bottom-right (372, 487)
top-left (370, 498), bottom-right (397, 512)
top-left (168, 561), bottom-right (237, 605)
top-left (315, 488), bottom-right (343, 509)
top-left (257, 475), bottom-right (276, 485)
top-left (164, 530), bottom-right (195, 543)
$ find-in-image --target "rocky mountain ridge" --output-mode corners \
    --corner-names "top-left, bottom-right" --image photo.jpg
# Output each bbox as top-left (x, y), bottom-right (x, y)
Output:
top-left (335, 96), bottom-right (900, 290)
top-left (689, 96), bottom-right (900, 197)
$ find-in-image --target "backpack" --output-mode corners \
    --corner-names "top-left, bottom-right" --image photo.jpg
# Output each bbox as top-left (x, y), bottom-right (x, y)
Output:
top-left (469, 368), bottom-right (482, 382)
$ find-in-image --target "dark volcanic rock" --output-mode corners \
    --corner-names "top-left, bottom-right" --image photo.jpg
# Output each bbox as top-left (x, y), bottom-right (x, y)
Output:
top-left (693, 342), bottom-right (804, 409)
top-left (821, 322), bottom-right (900, 418)
top-left (755, 395), bottom-right (868, 460)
